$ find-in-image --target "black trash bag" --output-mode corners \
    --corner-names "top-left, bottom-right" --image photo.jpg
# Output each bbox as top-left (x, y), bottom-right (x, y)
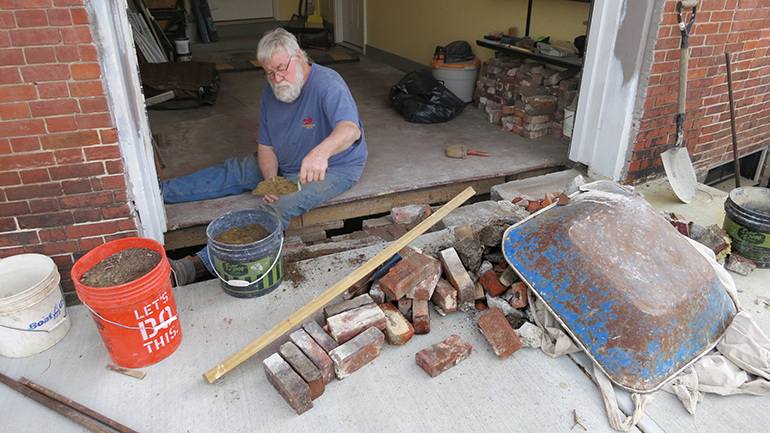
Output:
top-left (388, 70), bottom-right (466, 124)
top-left (140, 61), bottom-right (220, 110)
top-left (433, 40), bottom-right (475, 64)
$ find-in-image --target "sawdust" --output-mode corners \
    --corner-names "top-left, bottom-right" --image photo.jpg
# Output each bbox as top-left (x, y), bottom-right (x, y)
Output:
top-left (214, 223), bottom-right (269, 245)
top-left (252, 176), bottom-right (299, 195)
top-left (80, 247), bottom-right (161, 287)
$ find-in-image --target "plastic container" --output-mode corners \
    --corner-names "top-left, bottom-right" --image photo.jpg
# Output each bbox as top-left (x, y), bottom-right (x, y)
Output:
top-left (723, 186), bottom-right (770, 268)
top-left (206, 209), bottom-right (284, 298)
top-left (0, 254), bottom-right (71, 358)
top-left (430, 58), bottom-right (481, 103)
top-left (72, 237), bottom-right (182, 368)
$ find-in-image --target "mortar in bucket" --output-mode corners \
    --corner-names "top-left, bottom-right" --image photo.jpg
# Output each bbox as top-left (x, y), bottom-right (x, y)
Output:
top-left (723, 186), bottom-right (770, 268)
top-left (0, 254), bottom-right (71, 358)
top-left (206, 209), bottom-right (284, 298)
top-left (72, 237), bottom-right (182, 368)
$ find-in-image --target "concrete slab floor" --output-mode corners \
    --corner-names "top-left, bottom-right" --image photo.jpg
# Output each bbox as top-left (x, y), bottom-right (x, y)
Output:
top-left (2, 178), bottom-right (768, 432)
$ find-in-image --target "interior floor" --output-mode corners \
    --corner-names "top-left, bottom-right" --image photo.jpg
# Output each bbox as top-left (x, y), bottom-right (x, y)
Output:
top-left (148, 35), bottom-right (573, 251)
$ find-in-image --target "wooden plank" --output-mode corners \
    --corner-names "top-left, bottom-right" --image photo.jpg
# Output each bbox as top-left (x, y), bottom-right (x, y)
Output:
top-left (202, 186), bottom-right (476, 383)
top-left (145, 90), bottom-right (175, 106)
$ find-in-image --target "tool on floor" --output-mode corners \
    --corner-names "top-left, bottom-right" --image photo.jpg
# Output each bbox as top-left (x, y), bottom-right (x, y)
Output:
top-left (203, 186), bottom-right (476, 383)
top-left (347, 252), bottom-right (402, 297)
top-left (661, 1), bottom-right (699, 203)
top-left (446, 144), bottom-right (490, 159)
top-left (0, 372), bottom-right (138, 433)
top-left (724, 51), bottom-right (742, 188)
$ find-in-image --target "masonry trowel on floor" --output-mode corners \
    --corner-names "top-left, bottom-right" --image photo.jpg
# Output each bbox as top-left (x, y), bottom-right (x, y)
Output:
top-left (661, 1), bottom-right (698, 203)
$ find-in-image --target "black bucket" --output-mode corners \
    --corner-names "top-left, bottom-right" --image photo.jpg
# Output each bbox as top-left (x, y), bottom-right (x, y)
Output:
top-left (206, 209), bottom-right (284, 298)
top-left (723, 186), bottom-right (770, 268)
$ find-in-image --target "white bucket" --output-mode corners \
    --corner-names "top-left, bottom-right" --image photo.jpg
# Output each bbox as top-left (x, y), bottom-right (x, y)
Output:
top-left (0, 254), bottom-right (71, 358)
top-left (174, 37), bottom-right (190, 55)
top-left (432, 64), bottom-right (479, 103)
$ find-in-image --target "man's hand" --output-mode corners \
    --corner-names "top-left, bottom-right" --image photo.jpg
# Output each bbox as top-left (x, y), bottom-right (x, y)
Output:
top-left (262, 194), bottom-right (279, 203)
top-left (300, 150), bottom-right (329, 184)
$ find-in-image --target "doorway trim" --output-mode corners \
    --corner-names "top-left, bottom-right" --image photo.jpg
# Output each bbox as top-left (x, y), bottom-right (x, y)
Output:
top-left (570, 0), bottom-right (662, 182)
top-left (87, 0), bottom-right (167, 242)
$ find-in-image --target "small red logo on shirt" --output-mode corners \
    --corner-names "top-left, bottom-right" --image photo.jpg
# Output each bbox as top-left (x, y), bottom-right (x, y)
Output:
top-left (302, 118), bottom-right (315, 129)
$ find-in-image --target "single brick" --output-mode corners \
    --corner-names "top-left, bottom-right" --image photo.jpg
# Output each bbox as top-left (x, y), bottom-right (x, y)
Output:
top-left (329, 327), bottom-right (385, 379)
top-left (412, 299), bottom-right (431, 335)
top-left (380, 247), bottom-right (441, 300)
top-left (289, 328), bottom-right (334, 384)
top-left (324, 293), bottom-right (374, 319)
top-left (326, 303), bottom-right (387, 344)
top-left (479, 270), bottom-right (508, 297)
top-left (415, 334), bottom-right (473, 377)
top-left (263, 353), bottom-right (313, 415)
top-left (478, 307), bottom-right (522, 359)
top-left (509, 281), bottom-right (529, 309)
top-left (431, 278), bottom-right (458, 313)
top-left (406, 258), bottom-right (441, 300)
top-left (390, 204), bottom-right (431, 225)
top-left (302, 320), bottom-right (339, 353)
top-left (397, 297), bottom-right (412, 317)
top-left (379, 302), bottom-right (414, 345)
top-left (439, 247), bottom-right (475, 311)
top-left (279, 342), bottom-right (325, 400)
top-left (369, 280), bottom-right (386, 304)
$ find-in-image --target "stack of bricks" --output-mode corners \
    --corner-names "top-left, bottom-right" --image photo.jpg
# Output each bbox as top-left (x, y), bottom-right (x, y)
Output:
top-left (474, 55), bottom-right (579, 139)
top-left (263, 236), bottom-right (533, 414)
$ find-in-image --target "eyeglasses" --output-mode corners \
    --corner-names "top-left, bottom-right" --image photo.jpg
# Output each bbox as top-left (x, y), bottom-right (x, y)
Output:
top-left (264, 58), bottom-right (293, 80)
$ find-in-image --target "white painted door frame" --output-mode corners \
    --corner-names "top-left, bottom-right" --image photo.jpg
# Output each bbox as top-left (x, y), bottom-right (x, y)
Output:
top-left (334, 0), bottom-right (366, 52)
top-left (86, 0), bottom-right (167, 242)
top-left (570, 0), bottom-right (662, 182)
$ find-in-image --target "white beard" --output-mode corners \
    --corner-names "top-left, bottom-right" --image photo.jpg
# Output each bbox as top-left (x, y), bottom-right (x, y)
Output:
top-left (271, 63), bottom-right (305, 103)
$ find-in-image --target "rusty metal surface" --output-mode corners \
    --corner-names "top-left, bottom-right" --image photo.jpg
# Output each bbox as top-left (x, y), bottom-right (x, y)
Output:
top-left (503, 182), bottom-right (737, 392)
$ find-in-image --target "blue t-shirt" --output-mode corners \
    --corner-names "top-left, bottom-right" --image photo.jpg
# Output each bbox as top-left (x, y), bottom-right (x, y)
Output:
top-left (258, 63), bottom-right (367, 182)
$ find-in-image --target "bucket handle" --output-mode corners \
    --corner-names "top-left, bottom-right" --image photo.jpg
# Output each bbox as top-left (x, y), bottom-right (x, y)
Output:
top-left (207, 238), bottom-right (283, 288)
top-left (83, 303), bottom-right (177, 332)
top-left (0, 310), bottom-right (69, 333)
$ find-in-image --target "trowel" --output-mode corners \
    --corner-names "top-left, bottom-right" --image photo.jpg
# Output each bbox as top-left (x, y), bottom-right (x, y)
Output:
top-left (661, 1), bottom-right (698, 203)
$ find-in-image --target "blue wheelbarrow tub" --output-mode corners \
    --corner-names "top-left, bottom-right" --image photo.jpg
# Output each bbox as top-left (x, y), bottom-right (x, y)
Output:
top-left (503, 182), bottom-right (737, 393)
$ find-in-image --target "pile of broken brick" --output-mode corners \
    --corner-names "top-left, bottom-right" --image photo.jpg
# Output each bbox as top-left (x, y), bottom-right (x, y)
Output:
top-left (262, 215), bottom-right (542, 414)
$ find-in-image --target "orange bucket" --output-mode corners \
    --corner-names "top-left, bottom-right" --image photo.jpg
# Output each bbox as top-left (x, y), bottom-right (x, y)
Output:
top-left (71, 237), bottom-right (182, 368)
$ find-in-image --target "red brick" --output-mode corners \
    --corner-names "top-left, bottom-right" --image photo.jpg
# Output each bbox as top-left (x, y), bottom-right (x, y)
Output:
top-left (431, 278), bottom-right (458, 313)
top-left (29, 99), bottom-right (79, 117)
top-left (68, 80), bottom-right (103, 97)
top-left (9, 28), bottom-right (61, 46)
top-left (263, 353), bottom-right (313, 415)
top-left (37, 82), bottom-right (69, 99)
top-left (326, 302), bottom-right (386, 344)
top-left (46, 116), bottom-right (77, 133)
top-left (71, 63), bottom-right (101, 80)
top-left (0, 118), bottom-right (46, 138)
top-left (289, 328), bottom-right (335, 384)
top-left (397, 296), bottom-right (411, 317)
top-left (0, 230), bottom-right (40, 248)
top-left (323, 293), bottom-right (373, 318)
top-left (61, 26), bottom-right (92, 44)
top-left (379, 302), bottom-right (414, 345)
top-left (0, 48), bottom-right (24, 66)
top-left (19, 168), bottom-right (49, 183)
top-left (368, 280), bottom-right (385, 304)
top-left (478, 307), bottom-right (522, 359)
top-left (301, 319), bottom-right (339, 353)
top-left (5, 183), bottom-right (62, 201)
top-left (0, 102), bottom-right (30, 120)
top-left (412, 299), bottom-right (430, 335)
top-left (279, 342), bottom-right (325, 400)
top-left (439, 247), bottom-right (475, 311)
top-left (509, 281), bottom-right (529, 309)
top-left (406, 257), bottom-right (441, 300)
top-left (64, 221), bottom-right (117, 239)
top-left (0, 67), bottom-right (22, 85)
top-left (55, 45), bottom-right (80, 62)
top-left (0, 200), bottom-right (29, 217)
top-left (390, 204), bottom-right (431, 225)
top-left (379, 246), bottom-right (439, 300)
top-left (40, 130), bottom-right (99, 150)
top-left (415, 334), bottom-right (473, 378)
top-left (20, 64), bottom-right (70, 82)
top-left (47, 8), bottom-right (73, 26)
top-left (328, 326), bottom-right (384, 379)
top-left (479, 270), bottom-right (508, 297)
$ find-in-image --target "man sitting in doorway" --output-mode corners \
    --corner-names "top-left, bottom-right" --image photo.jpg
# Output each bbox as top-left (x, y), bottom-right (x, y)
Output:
top-left (163, 28), bottom-right (368, 285)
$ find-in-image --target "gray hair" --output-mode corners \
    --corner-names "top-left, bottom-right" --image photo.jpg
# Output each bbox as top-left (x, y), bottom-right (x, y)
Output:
top-left (257, 28), bottom-right (307, 65)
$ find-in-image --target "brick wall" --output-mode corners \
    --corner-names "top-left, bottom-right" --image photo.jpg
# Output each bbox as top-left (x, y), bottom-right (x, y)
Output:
top-left (0, 0), bottom-right (138, 294)
top-left (628, 0), bottom-right (770, 184)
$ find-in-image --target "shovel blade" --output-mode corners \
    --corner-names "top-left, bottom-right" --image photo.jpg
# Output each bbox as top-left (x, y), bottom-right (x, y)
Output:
top-left (661, 146), bottom-right (697, 203)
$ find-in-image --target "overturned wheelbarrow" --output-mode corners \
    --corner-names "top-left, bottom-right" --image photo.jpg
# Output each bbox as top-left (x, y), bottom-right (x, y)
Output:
top-left (502, 181), bottom-right (737, 393)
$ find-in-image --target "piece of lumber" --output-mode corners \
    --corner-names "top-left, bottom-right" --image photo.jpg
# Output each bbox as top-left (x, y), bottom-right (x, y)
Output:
top-left (203, 186), bottom-right (476, 383)
top-left (144, 90), bottom-right (175, 107)
top-left (106, 364), bottom-right (147, 380)
top-left (19, 377), bottom-right (139, 433)
top-left (0, 372), bottom-right (115, 433)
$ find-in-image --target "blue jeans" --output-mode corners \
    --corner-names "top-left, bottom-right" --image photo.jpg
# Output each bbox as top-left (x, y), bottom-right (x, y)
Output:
top-left (160, 153), bottom-right (355, 273)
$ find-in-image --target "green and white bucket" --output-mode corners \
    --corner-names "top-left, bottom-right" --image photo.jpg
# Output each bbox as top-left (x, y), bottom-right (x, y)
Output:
top-left (206, 209), bottom-right (284, 298)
